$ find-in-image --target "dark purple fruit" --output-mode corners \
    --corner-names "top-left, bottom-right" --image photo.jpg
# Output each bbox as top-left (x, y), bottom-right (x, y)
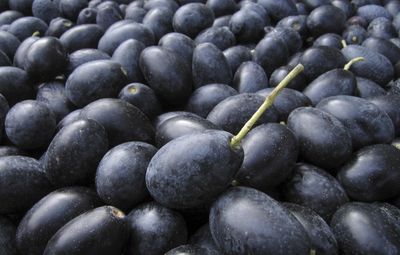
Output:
top-left (283, 163), bottom-right (349, 221)
top-left (125, 202), bottom-right (187, 255)
top-left (207, 93), bottom-right (278, 135)
top-left (287, 107), bottom-right (352, 170)
top-left (16, 187), bottom-right (102, 255)
top-left (65, 60), bottom-right (128, 107)
top-left (96, 142), bottom-right (156, 211)
top-left (146, 130), bottom-right (243, 209)
top-left (43, 119), bottom-right (108, 187)
top-left (5, 100), bottom-right (56, 149)
top-left (43, 206), bottom-right (128, 255)
top-left (0, 156), bottom-right (53, 214)
top-left (210, 186), bottom-right (311, 255)
top-left (337, 144), bottom-right (400, 202)
top-left (235, 123), bottom-right (298, 191)
top-left (185, 83), bottom-right (237, 118)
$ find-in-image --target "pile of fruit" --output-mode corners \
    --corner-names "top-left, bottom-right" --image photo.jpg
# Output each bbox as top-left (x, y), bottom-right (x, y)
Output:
top-left (0, 0), bottom-right (399, 254)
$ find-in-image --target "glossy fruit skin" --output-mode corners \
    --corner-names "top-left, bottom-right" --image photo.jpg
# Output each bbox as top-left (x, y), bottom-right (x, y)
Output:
top-left (95, 2), bottom-right (123, 31)
top-left (337, 144), bottom-right (400, 202)
top-left (362, 37), bottom-right (400, 65)
top-left (23, 37), bottom-right (68, 81)
top-left (0, 92), bottom-right (8, 140)
top-left (341, 45), bottom-right (394, 86)
top-left (59, 0), bottom-right (88, 21)
top-left (357, 4), bottom-right (392, 23)
top-left (8, 17), bottom-right (48, 41)
top-left (142, 7), bottom-right (174, 42)
top-left (43, 119), bottom-right (108, 187)
top-left (331, 202), bottom-right (400, 255)
top-left (0, 156), bottom-right (53, 214)
top-left (66, 60), bottom-right (128, 107)
top-left (45, 18), bottom-right (74, 38)
top-left (276, 15), bottom-right (309, 39)
top-left (189, 224), bottom-right (221, 255)
top-left (287, 107), bottom-right (352, 170)
top-left (223, 45), bottom-right (252, 74)
top-left (32, 0), bottom-right (60, 24)
top-left (55, 109), bottom-right (81, 132)
top-left (155, 114), bottom-right (219, 147)
top-left (207, 93), bottom-right (278, 135)
top-left (77, 7), bottom-right (97, 24)
top-left (111, 39), bottom-right (145, 83)
top-left (253, 36), bottom-right (289, 76)
top-left (0, 67), bottom-right (33, 106)
top-left (210, 186), bottom-right (311, 255)
top-left (195, 26), bottom-right (235, 51)
top-left (269, 65), bottom-right (308, 91)
top-left (307, 5), bottom-right (346, 36)
top-left (257, 0), bottom-right (297, 21)
top-left (0, 216), bottom-right (18, 255)
top-left (125, 202), bottom-right (187, 255)
top-left (119, 83), bottom-right (161, 120)
top-left (300, 46), bottom-right (347, 82)
top-left (165, 245), bottom-right (210, 255)
top-left (0, 11), bottom-right (23, 27)
top-left (303, 69), bottom-right (356, 106)
top-left (5, 100), bottom-right (56, 149)
top-left (206, 0), bottom-right (236, 17)
top-left (80, 98), bottom-right (154, 146)
top-left (267, 27), bottom-right (302, 55)
top-left (368, 17), bottom-right (397, 39)
top-left (283, 163), bottom-right (349, 221)
top-left (153, 111), bottom-right (200, 130)
top-left (192, 43), bottom-right (232, 89)
top-left (172, 3), bottom-right (214, 38)
top-left (16, 187), bottom-right (102, 255)
top-left (233, 61), bottom-right (268, 93)
top-left (0, 31), bottom-right (20, 59)
top-left (65, 48), bottom-right (110, 76)
top-left (95, 142), bottom-right (156, 211)
top-left (316, 95), bottom-right (395, 149)
top-left (158, 32), bottom-right (194, 67)
top-left (185, 83), bottom-right (237, 118)
top-left (124, 6), bottom-right (146, 22)
top-left (140, 46), bottom-right (192, 106)
top-left (343, 24), bottom-right (367, 45)
top-left (235, 123), bottom-right (298, 191)
top-left (256, 88), bottom-right (311, 121)
top-left (284, 203), bottom-right (338, 255)
top-left (98, 22), bottom-right (155, 55)
top-left (59, 24), bottom-right (103, 53)
top-left (314, 33), bottom-right (343, 49)
top-left (0, 145), bottom-right (24, 157)
top-left (43, 206), bottom-right (129, 255)
top-left (368, 95), bottom-right (400, 136)
top-left (36, 81), bottom-right (76, 123)
top-left (146, 130), bottom-right (243, 209)
top-left (355, 77), bottom-right (386, 98)
top-left (229, 8), bottom-right (265, 44)
top-left (13, 36), bottom-right (39, 69)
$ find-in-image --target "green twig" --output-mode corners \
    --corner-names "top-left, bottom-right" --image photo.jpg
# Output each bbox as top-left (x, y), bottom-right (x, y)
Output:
top-left (230, 64), bottom-right (304, 148)
top-left (344, 57), bottom-right (365, 71)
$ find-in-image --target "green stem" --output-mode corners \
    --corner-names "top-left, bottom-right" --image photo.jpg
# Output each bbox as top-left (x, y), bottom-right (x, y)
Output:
top-left (32, 31), bottom-right (40, 37)
top-left (344, 57), bottom-right (365, 71)
top-left (393, 143), bottom-right (400, 150)
top-left (341, 40), bottom-right (347, 48)
top-left (230, 64), bottom-right (304, 148)
top-left (310, 249), bottom-right (316, 255)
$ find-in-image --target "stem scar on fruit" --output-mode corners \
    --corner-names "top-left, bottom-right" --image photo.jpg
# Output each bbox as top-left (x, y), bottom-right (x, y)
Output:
top-left (230, 63), bottom-right (305, 148)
